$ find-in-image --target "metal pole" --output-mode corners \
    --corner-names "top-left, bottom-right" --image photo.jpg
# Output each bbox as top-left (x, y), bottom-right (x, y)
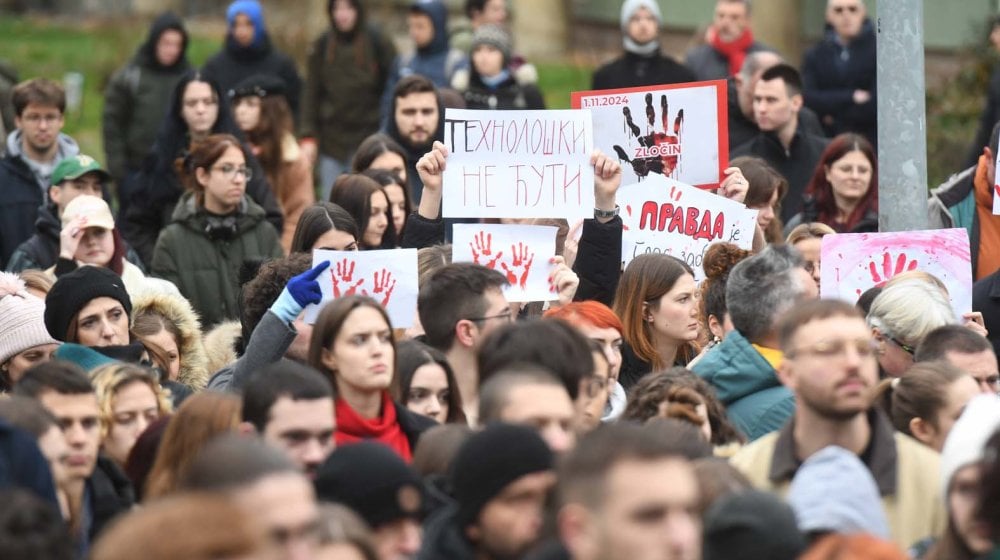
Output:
top-left (876, 0), bottom-right (928, 232)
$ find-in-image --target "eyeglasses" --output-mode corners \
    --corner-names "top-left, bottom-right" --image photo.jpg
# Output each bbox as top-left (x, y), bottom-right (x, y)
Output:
top-left (467, 310), bottom-right (513, 324)
top-left (21, 113), bottom-right (61, 124)
top-left (832, 5), bottom-right (860, 14)
top-left (787, 338), bottom-right (879, 359)
top-left (887, 336), bottom-right (915, 356)
top-left (212, 163), bottom-right (252, 180)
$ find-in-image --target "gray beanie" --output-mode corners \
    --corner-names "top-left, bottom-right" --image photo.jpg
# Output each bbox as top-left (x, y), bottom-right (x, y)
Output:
top-left (471, 23), bottom-right (512, 64)
top-left (620, 0), bottom-right (662, 33)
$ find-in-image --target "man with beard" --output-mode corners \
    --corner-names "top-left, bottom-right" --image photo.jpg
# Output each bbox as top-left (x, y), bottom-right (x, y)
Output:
top-left (730, 299), bottom-right (947, 550)
top-left (0, 78), bottom-right (80, 268)
top-left (385, 75), bottom-right (444, 205)
top-left (240, 361), bottom-right (335, 479)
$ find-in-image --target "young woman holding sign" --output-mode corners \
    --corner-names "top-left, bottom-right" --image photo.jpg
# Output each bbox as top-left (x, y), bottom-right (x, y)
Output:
top-left (309, 295), bottom-right (435, 461)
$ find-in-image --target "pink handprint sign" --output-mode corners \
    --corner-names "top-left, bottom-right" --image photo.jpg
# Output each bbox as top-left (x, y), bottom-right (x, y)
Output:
top-left (820, 229), bottom-right (973, 317)
top-left (452, 223), bottom-right (557, 302)
top-left (306, 249), bottom-right (420, 328)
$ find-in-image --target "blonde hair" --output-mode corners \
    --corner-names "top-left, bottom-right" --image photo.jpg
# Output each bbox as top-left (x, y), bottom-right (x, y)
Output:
top-left (785, 222), bottom-right (836, 245)
top-left (91, 363), bottom-right (173, 440)
top-left (867, 280), bottom-right (956, 347)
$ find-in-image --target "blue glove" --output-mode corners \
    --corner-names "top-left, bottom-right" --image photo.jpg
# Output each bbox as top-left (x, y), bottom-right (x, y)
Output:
top-left (270, 261), bottom-right (330, 323)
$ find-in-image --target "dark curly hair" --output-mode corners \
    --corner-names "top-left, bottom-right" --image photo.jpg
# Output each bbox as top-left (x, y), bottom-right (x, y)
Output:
top-left (622, 367), bottom-right (745, 446)
top-left (698, 243), bottom-right (752, 341)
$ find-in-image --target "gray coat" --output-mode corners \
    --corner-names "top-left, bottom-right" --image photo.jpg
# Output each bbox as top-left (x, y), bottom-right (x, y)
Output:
top-left (206, 310), bottom-right (295, 392)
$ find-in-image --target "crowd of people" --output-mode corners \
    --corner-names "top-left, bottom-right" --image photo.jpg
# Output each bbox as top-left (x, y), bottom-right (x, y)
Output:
top-left (1, 0), bottom-right (1000, 559)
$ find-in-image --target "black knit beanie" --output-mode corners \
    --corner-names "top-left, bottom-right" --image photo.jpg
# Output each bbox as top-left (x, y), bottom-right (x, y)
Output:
top-left (450, 423), bottom-right (553, 529)
top-left (702, 490), bottom-right (806, 560)
top-left (44, 266), bottom-right (132, 342)
top-left (313, 441), bottom-right (424, 528)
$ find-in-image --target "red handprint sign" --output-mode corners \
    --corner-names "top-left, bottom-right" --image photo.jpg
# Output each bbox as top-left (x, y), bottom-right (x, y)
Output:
top-left (330, 258), bottom-right (364, 297)
top-left (500, 243), bottom-right (535, 289)
top-left (868, 252), bottom-right (918, 287)
top-left (363, 269), bottom-right (397, 307)
top-left (470, 231), bottom-right (503, 270)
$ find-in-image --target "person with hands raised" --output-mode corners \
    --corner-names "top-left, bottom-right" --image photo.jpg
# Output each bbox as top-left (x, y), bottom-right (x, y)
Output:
top-left (572, 150), bottom-right (625, 306)
top-left (208, 257), bottom-right (329, 392)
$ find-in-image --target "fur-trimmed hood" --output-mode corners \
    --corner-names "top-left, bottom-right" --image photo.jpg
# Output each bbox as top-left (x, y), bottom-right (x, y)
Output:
top-left (202, 320), bottom-right (242, 378)
top-left (131, 290), bottom-right (210, 391)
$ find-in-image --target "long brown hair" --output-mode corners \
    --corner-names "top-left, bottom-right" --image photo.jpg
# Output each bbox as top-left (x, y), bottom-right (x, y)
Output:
top-left (144, 392), bottom-right (241, 500)
top-left (307, 295), bottom-right (399, 398)
top-left (613, 254), bottom-right (698, 369)
top-left (731, 155), bottom-right (787, 244)
top-left (241, 94), bottom-right (294, 197)
top-left (804, 133), bottom-right (878, 231)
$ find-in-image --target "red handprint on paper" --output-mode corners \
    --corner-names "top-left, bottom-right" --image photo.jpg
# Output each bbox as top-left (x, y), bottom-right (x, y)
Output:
top-left (470, 231), bottom-right (503, 269)
top-left (500, 243), bottom-right (535, 289)
top-left (330, 259), bottom-right (364, 297)
top-left (868, 252), bottom-right (918, 287)
top-left (613, 92), bottom-right (685, 180)
top-left (363, 269), bottom-right (397, 307)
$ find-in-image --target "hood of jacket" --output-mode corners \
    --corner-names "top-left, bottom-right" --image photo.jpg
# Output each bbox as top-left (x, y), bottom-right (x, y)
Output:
top-left (691, 330), bottom-right (781, 405)
top-left (0, 60), bottom-right (18, 84)
top-left (131, 290), bottom-right (210, 390)
top-left (328, 0), bottom-right (367, 40)
top-left (169, 190), bottom-right (266, 231)
top-left (34, 204), bottom-right (61, 242)
top-left (6, 129), bottom-right (80, 166)
top-left (411, 0), bottom-right (450, 56)
top-left (223, 0), bottom-right (273, 61)
top-left (202, 319), bottom-right (242, 379)
top-left (137, 12), bottom-right (191, 72)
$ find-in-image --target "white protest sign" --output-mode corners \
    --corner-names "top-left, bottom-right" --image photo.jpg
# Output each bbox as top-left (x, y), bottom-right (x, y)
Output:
top-left (993, 149), bottom-right (1000, 214)
top-left (617, 174), bottom-right (757, 281)
top-left (452, 223), bottom-right (558, 302)
top-left (305, 249), bottom-right (419, 327)
top-left (442, 108), bottom-right (594, 219)
top-left (571, 80), bottom-right (728, 189)
top-left (820, 229), bottom-right (973, 316)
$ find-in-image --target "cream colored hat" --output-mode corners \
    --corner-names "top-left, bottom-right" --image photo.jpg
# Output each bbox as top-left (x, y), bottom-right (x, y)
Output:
top-left (62, 195), bottom-right (116, 231)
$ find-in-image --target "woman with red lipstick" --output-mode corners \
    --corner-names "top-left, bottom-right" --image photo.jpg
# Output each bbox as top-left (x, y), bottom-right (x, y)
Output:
top-left (151, 133), bottom-right (283, 328)
top-left (613, 254), bottom-right (701, 391)
top-left (308, 295), bottom-right (434, 461)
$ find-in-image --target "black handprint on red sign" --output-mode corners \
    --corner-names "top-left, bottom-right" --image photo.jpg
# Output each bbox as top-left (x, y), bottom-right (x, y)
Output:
top-left (500, 243), bottom-right (535, 289)
top-left (331, 259), bottom-right (364, 297)
top-left (470, 231), bottom-right (503, 270)
top-left (364, 269), bottom-right (397, 307)
top-left (614, 92), bottom-right (685, 180)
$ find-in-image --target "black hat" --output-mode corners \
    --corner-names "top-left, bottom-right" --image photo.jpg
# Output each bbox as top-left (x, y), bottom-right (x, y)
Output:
top-left (44, 266), bottom-right (132, 342)
top-left (313, 442), bottom-right (424, 528)
top-left (450, 423), bottom-right (553, 529)
top-left (228, 73), bottom-right (287, 100)
top-left (702, 490), bottom-right (806, 560)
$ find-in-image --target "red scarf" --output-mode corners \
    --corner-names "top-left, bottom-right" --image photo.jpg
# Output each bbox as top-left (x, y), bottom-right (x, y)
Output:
top-left (335, 392), bottom-right (413, 462)
top-left (709, 27), bottom-right (755, 77)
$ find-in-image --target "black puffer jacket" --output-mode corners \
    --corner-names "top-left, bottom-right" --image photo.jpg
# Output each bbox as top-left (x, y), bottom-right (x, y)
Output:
top-left (592, 50), bottom-right (697, 91)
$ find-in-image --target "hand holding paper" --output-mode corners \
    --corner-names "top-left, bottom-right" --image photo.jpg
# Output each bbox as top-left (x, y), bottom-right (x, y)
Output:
top-left (306, 249), bottom-right (419, 327)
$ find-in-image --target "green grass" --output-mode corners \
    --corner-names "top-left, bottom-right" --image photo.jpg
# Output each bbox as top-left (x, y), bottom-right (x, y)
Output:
top-left (536, 62), bottom-right (594, 109)
top-left (0, 16), bottom-right (217, 160)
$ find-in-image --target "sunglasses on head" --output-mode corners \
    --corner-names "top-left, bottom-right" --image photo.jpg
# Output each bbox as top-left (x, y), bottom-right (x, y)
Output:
top-left (833, 5), bottom-right (860, 14)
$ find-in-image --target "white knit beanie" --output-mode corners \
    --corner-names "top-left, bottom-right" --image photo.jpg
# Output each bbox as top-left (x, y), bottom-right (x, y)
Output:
top-left (620, 0), bottom-right (662, 33)
top-left (0, 272), bottom-right (59, 365)
top-left (940, 393), bottom-right (1000, 500)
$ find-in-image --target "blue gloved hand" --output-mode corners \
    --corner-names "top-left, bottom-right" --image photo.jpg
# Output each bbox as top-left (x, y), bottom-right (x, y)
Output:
top-left (270, 260), bottom-right (330, 323)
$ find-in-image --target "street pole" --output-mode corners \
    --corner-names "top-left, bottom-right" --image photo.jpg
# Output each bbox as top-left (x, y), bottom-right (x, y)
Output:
top-left (876, 0), bottom-right (928, 231)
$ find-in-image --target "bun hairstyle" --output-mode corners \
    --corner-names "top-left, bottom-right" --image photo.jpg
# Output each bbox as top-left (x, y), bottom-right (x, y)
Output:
top-left (699, 243), bottom-right (753, 338)
top-left (874, 361), bottom-right (967, 437)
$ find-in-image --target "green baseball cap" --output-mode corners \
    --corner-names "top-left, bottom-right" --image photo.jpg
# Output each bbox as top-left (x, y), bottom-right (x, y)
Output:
top-left (51, 154), bottom-right (111, 186)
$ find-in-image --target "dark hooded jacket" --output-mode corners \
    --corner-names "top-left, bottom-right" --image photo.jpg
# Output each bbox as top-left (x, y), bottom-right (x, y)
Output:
top-left (418, 505), bottom-right (477, 560)
top-left (801, 20), bottom-right (877, 144)
top-left (151, 193), bottom-right (283, 328)
top-left (0, 60), bottom-right (17, 152)
top-left (120, 72), bottom-right (283, 267)
top-left (201, 2), bottom-right (302, 119)
top-left (380, 0), bottom-right (467, 127)
top-left (592, 50), bottom-right (696, 91)
top-left (102, 12), bottom-right (192, 183)
top-left (301, 0), bottom-right (395, 162)
top-left (384, 85), bottom-right (445, 205)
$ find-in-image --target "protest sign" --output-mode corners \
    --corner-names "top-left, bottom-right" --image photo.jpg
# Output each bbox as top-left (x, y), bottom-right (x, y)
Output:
top-left (571, 80), bottom-right (728, 190)
top-left (819, 229), bottom-right (973, 316)
top-left (442, 108), bottom-right (594, 219)
top-left (304, 249), bottom-right (419, 327)
top-left (452, 223), bottom-right (558, 302)
top-left (617, 174), bottom-right (757, 281)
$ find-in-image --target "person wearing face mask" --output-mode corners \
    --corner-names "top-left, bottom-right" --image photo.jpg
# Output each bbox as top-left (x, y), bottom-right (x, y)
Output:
top-left (202, 0), bottom-right (301, 120)
top-left (592, 0), bottom-right (696, 91)
top-left (801, 0), bottom-right (877, 145)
